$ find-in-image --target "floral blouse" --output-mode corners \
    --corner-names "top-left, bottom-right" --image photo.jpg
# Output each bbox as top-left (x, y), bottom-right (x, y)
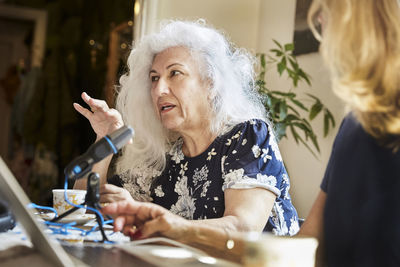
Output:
top-left (148, 119), bottom-right (299, 235)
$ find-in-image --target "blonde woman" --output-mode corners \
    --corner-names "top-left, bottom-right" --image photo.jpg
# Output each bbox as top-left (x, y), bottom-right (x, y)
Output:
top-left (299, 0), bottom-right (400, 266)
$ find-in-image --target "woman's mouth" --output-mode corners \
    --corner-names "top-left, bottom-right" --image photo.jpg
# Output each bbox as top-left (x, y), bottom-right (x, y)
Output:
top-left (160, 104), bottom-right (176, 113)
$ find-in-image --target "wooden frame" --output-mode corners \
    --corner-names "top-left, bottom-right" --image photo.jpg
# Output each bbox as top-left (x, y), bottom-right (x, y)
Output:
top-left (292, 0), bottom-right (319, 56)
top-left (0, 4), bottom-right (47, 67)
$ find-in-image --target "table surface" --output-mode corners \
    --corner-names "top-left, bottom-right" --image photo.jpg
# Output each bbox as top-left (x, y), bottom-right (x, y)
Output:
top-left (0, 223), bottom-right (240, 267)
top-left (0, 242), bottom-right (156, 267)
top-left (0, 223), bottom-right (155, 267)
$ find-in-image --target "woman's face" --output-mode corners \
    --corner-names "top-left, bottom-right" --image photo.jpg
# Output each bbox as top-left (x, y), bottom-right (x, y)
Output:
top-left (149, 46), bottom-right (212, 134)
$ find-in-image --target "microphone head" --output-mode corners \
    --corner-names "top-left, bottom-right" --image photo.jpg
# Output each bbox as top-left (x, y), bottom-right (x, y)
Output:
top-left (64, 125), bottom-right (134, 180)
top-left (108, 125), bottom-right (134, 150)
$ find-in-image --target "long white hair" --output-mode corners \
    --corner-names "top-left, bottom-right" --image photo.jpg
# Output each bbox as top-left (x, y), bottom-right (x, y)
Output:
top-left (116, 20), bottom-right (266, 175)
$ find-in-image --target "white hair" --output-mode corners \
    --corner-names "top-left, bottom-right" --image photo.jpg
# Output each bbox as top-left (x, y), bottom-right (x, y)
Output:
top-left (116, 20), bottom-right (266, 175)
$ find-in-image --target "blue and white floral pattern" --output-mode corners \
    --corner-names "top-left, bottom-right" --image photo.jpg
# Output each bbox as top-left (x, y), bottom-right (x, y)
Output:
top-left (150, 119), bottom-right (299, 235)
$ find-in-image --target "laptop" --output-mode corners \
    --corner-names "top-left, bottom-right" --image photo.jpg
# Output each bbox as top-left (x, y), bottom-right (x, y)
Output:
top-left (0, 156), bottom-right (82, 266)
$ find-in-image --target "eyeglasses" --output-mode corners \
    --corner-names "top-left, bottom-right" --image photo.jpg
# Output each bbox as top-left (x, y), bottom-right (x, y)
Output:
top-left (309, 8), bottom-right (324, 41)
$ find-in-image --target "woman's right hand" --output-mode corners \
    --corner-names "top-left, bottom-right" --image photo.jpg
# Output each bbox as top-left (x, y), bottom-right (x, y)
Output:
top-left (73, 92), bottom-right (124, 139)
top-left (102, 200), bottom-right (191, 241)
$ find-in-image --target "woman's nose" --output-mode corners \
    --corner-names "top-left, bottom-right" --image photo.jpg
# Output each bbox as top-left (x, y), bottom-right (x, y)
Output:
top-left (154, 78), bottom-right (170, 96)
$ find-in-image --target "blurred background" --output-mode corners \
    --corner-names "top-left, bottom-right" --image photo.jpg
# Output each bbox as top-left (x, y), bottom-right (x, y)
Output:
top-left (0, 0), bottom-right (133, 205)
top-left (0, 0), bottom-right (345, 219)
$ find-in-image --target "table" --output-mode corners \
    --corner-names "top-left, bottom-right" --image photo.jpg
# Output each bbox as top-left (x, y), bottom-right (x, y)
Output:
top-left (0, 223), bottom-right (239, 267)
top-left (0, 223), bottom-right (154, 267)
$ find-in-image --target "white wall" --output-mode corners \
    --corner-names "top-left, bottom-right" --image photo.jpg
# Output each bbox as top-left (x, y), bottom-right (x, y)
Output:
top-left (143, 0), bottom-right (261, 51)
top-left (256, 0), bottom-right (296, 53)
top-left (144, 0), bottom-right (346, 218)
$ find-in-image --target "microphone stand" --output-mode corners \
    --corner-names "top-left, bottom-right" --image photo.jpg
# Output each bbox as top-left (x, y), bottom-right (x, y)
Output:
top-left (51, 172), bottom-right (109, 242)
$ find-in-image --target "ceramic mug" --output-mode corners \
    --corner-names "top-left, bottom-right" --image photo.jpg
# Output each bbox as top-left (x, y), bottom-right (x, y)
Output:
top-left (52, 189), bottom-right (86, 216)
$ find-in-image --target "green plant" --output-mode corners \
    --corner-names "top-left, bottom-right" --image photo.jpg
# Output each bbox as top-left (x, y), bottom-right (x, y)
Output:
top-left (256, 40), bottom-right (335, 157)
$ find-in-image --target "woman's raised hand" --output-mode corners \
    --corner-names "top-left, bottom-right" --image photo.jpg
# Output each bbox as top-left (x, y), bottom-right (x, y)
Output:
top-left (73, 92), bottom-right (124, 139)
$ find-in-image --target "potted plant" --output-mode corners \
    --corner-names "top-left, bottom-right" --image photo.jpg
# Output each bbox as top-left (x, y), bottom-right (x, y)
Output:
top-left (257, 40), bottom-right (335, 157)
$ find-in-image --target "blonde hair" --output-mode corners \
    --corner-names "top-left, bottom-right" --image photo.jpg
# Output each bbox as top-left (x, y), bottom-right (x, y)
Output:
top-left (308, 0), bottom-right (400, 151)
top-left (115, 20), bottom-right (266, 176)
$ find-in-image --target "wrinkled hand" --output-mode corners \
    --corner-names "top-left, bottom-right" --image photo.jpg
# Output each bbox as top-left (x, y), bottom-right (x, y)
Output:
top-left (73, 92), bottom-right (124, 139)
top-left (102, 200), bottom-right (190, 241)
top-left (100, 184), bottom-right (133, 203)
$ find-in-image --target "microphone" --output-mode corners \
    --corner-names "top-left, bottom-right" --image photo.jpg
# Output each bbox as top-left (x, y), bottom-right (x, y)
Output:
top-left (64, 125), bottom-right (134, 180)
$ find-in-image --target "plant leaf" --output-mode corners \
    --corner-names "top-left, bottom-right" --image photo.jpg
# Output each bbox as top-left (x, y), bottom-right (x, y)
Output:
top-left (325, 108), bottom-right (336, 128)
top-left (292, 74), bottom-right (299, 87)
top-left (265, 95), bottom-right (272, 107)
top-left (270, 90), bottom-right (294, 97)
top-left (298, 69), bottom-right (311, 85)
top-left (285, 114), bottom-right (301, 122)
top-left (287, 106), bottom-right (301, 116)
top-left (309, 133), bottom-right (320, 152)
top-left (306, 93), bottom-right (320, 101)
top-left (279, 101), bottom-right (288, 121)
top-left (324, 112), bottom-right (330, 137)
top-left (309, 102), bottom-right (323, 120)
top-left (298, 137), bottom-right (319, 158)
top-left (290, 125), bottom-right (300, 144)
top-left (272, 39), bottom-right (283, 49)
top-left (301, 118), bottom-right (313, 129)
top-left (260, 53), bottom-right (266, 68)
top-left (277, 57), bottom-right (286, 75)
top-left (293, 122), bottom-right (312, 133)
top-left (323, 109), bottom-right (336, 137)
top-left (288, 58), bottom-right (299, 71)
top-left (284, 43), bottom-right (294, 52)
top-left (270, 49), bottom-right (283, 57)
top-left (274, 122), bottom-right (287, 141)
top-left (290, 98), bottom-right (308, 111)
top-left (290, 126), bottom-right (319, 158)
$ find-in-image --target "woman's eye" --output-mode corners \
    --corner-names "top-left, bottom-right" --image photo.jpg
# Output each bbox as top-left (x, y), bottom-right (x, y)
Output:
top-left (170, 70), bottom-right (181, 77)
top-left (151, 76), bottom-right (159, 82)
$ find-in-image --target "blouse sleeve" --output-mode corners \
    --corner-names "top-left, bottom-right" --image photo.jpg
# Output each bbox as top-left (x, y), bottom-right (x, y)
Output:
top-left (221, 119), bottom-right (287, 197)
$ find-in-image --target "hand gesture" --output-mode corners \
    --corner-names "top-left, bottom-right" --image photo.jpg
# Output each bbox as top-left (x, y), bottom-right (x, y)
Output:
top-left (73, 92), bottom-right (124, 139)
top-left (102, 200), bottom-right (190, 241)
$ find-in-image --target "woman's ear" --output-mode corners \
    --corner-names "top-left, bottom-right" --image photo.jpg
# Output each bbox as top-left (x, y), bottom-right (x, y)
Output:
top-left (208, 90), bottom-right (216, 102)
top-left (205, 80), bottom-right (216, 101)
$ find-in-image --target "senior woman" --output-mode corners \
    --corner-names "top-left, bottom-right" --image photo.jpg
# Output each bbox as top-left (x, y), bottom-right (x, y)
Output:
top-left (73, 20), bottom-right (299, 235)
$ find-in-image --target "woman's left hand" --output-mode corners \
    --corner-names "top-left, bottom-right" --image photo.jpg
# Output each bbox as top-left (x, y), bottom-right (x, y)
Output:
top-left (73, 92), bottom-right (124, 140)
top-left (99, 184), bottom-right (133, 203)
top-left (102, 200), bottom-right (190, 240)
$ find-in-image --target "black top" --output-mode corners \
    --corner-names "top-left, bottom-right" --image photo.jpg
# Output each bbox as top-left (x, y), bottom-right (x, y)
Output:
top-left (321, 113), bottom-right (400, 267)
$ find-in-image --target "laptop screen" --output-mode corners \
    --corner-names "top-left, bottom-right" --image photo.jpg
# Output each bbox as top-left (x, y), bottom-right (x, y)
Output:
top-left (0, 157), bottom-right (76, 267)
